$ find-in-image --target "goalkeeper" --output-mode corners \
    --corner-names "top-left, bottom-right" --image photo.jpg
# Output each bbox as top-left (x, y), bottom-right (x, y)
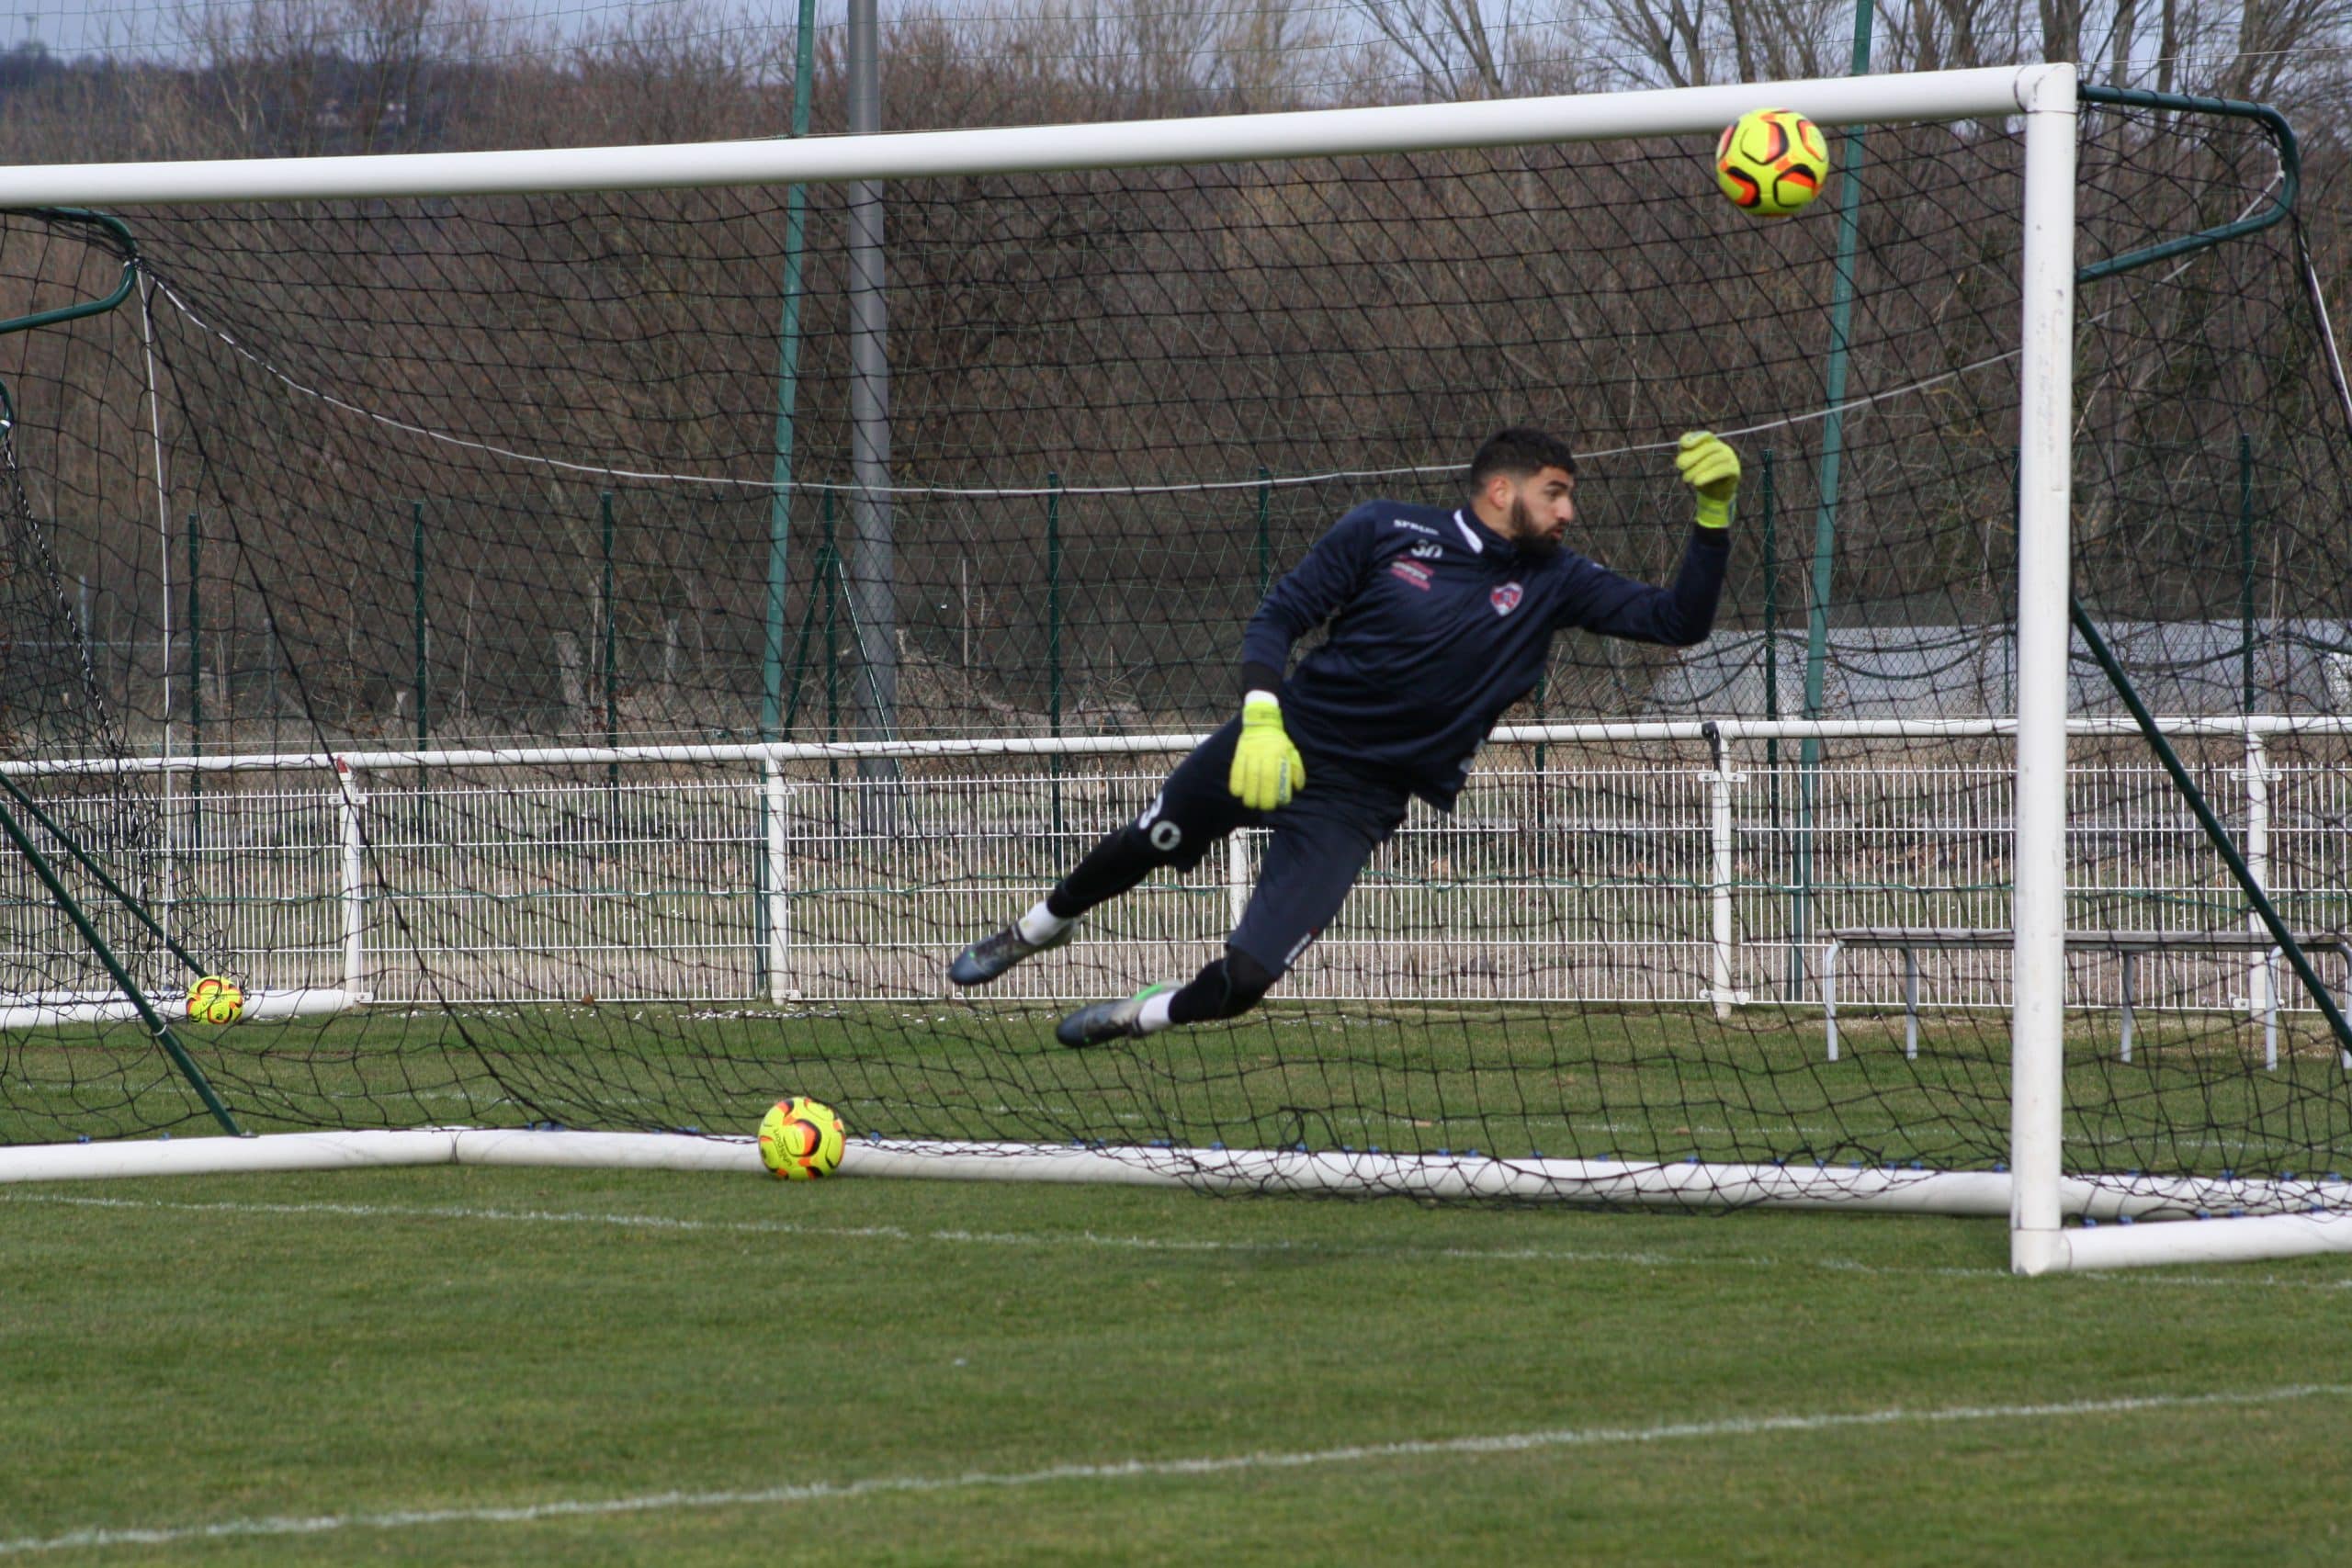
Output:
top-left (949, 427), bottom-right (1737, 1046)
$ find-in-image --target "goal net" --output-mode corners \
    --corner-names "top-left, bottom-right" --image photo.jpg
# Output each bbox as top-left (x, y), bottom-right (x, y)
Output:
top-left (1, 66), bottom-right (2346, 1269)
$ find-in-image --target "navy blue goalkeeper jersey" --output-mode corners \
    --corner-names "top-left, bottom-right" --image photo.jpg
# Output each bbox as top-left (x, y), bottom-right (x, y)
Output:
top-left (1240, 501), bottom-right (1729, 808)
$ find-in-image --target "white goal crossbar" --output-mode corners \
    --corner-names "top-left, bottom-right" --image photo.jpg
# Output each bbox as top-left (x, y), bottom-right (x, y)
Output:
top-left (0, 66), bottom-right (2121, 1274)
top-left (0, 67), bottom-right (2064, 209)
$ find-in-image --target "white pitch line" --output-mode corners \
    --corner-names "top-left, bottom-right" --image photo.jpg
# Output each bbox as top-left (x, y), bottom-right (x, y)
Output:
top-left (10, 1191), bottom-right (2352, 1292)
top-left (4, 1383), bottom-right (2342, 1557)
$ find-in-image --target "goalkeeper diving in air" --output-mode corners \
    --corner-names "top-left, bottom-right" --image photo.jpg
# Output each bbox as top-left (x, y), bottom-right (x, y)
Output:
top-left (948, 427), bottom-right (1738, 1045)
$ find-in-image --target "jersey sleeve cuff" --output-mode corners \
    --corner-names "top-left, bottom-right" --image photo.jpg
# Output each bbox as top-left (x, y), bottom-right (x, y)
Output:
top-left (1240, 659), bottom-right (1283, 700)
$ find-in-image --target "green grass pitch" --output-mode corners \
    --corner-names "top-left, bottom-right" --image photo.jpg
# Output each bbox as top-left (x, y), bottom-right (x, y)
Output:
top-left (6, 999), bottom-right (2352, 1561)
top-left (6, 1161), bottom-right (2352, 1562)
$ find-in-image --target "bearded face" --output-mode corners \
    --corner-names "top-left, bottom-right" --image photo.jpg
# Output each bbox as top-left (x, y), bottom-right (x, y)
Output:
top-left (1509, 491), bottom-right (1566, 558)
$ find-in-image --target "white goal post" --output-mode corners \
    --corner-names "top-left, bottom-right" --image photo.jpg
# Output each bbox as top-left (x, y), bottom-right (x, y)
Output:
top-left (6, 62), bottom-right (2288, 1277)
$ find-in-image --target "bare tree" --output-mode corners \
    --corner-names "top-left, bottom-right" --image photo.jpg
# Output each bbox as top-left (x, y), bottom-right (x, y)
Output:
top-left (1348, 0), bottom-right (1513, 97)
top-left (175, 0), bottom-right (504, 155)
top-left (344, 0), bottom-right (499, 152)
top-left (180, 0), bottom-right (337, 155)
top-left (1567, 0), bottom-right (1845, 89)
top-left (2221, 0), bottom-right (2352, 101)
top-left (1880, 0), bottom-right (2015, 73)
top-left (1218, 0), bottom-right (1341, 110)
top-left (564, 0), bottom-right (765, 143)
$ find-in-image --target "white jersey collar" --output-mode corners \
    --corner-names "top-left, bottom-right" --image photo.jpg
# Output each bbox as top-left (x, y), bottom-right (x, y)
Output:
top-left (1452, 509), bottom-right (1485, 554)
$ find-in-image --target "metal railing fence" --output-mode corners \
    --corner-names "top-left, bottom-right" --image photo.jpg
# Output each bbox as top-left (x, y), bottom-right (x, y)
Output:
top-left (3, 720), bottom-right (2344, 1014)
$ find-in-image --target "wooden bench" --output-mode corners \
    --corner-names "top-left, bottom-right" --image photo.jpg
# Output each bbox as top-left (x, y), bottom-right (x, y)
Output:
top-left (1821, 929), bottom-right (2352, 1068)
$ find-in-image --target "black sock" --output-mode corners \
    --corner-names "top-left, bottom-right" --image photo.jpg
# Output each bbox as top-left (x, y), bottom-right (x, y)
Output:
top-left (1047, 828), bottom-right (1162, 919)
top-left (1167, 948), bottom-right (1278, 1024)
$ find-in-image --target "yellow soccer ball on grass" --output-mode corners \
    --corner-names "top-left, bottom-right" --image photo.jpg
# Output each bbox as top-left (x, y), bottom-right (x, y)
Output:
top-left (187, 975), bottom-right (243, 1025)
top-left (1714, 107), bottom-right (1830, 218)
top-left (758, 1096), bottom-right (845, 1180)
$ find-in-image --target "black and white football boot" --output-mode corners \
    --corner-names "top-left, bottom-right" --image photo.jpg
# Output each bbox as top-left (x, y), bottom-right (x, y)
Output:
top-left (947, 919), bottom-right (1075, 987)
top-left (1053, 983), bottom-right (1176, 1048)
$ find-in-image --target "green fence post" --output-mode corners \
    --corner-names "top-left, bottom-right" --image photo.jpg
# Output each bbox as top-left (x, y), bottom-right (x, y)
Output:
top-left (1047, 474), bottom-right (1063, 735)
top-left (1761, 450), bottom-right (1791, 999)
top-left (602, 491), bottom-right (618, 785)
top-left (1761, 450), bottom-right (1778, 733)
top-left (1793, 0), bottom-right (1875, 1002)
top-left (412, 501), bottom-right (427, 747)
top-left (412, 501), bottom-right (428, 803)
top-left (186, 511), bottom-right (202, 861)
top-left (822, 491), bottom-right (840, 782)
top-left (1047, 472), bottom-right (1064, 840)
top-left (762, 0), bottom-right (820, 746)
top-left (2239, 434), bottom-right (2256, 712)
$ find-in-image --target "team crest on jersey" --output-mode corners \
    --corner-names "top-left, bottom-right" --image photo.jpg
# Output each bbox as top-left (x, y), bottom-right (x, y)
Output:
top-left (1490, 581), bottom-right (1523, 615)
top-left (1390, 558), bottom-right (1434, 591)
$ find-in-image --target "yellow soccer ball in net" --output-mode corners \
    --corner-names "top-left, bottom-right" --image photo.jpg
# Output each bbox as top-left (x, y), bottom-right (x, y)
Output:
top-left (758, 1096), bottom-right (846, 1180)
top-left (1714, 107), bottom-right (1830, 218)
top-left (187, 975), bottom-right (244, 1025)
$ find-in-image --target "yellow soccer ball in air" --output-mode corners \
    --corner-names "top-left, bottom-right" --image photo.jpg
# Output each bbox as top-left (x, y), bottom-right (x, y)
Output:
top-left (758, 1096), bottom-right (846, 1180)
top-left (1714, 107), bottom-right (1830, 218)
top-left (187, 975), bottom-right (244, 1025)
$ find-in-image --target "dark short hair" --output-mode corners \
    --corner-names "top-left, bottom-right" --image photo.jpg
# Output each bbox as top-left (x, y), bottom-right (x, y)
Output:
top-left (1465, 428), bottom-right (1579, 491)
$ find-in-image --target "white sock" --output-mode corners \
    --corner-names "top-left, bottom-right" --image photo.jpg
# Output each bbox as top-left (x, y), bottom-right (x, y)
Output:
top-left (1135, 989), bottom-right (1176, 1033)
top-left (1016, 900), bottom-right (1070, 946)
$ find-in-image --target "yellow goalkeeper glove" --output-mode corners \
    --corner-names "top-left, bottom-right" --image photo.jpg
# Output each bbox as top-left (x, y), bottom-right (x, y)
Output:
top-left (1676, 431), bottom-right (1741, 530)
top-left (1228, 693), bottom-right (1306, 811)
